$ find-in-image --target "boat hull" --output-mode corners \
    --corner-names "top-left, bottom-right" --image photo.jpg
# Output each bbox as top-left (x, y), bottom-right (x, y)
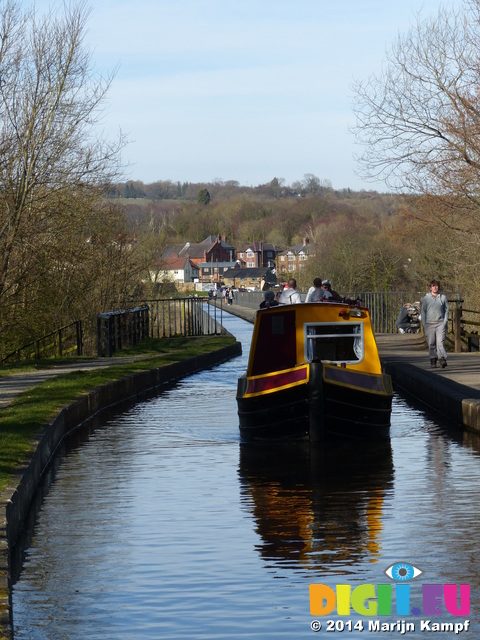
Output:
top-left (237, 363), bottom-right (392, 442)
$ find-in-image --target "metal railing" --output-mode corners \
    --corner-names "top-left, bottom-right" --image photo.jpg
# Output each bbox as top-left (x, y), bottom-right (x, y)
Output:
top-left (143, 297), bottom-right (227, 339)
top-left (4, 291), bottom-right (477, 363)
top-left (1, 321), bottom-right (83, 364)
top-left (97, 306), bottom-right (149, 357)
top-left (231, 290), bottom-right (434, 332)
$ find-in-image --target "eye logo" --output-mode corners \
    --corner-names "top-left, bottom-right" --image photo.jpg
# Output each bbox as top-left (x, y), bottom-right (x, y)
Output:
top-left (384, 562), bottom-right (423, 582)
top-left (310, 562), bottom-right (470, 618)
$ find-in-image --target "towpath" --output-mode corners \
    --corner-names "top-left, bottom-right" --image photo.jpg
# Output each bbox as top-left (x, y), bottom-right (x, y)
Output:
top-left (0, 356), bottom-right (146, 410)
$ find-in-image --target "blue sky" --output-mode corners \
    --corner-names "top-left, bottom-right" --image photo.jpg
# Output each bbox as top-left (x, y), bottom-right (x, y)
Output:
top-left (70, 1), bottom-right (460, 190)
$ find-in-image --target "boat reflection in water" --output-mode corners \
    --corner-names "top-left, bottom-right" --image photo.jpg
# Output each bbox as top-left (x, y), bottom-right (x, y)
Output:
top-left (238, 441), bottom-right (394, 572)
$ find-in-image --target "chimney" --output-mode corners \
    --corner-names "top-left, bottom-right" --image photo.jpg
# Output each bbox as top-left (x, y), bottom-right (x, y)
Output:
top-left (304, 237), bottom-right (310, 245)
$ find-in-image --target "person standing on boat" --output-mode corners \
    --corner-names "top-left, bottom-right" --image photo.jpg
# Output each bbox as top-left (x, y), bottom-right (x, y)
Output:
top-left (279, 278), bottom-right (302, 304)
top-left (421, 280), bottom-right (449, 368)
top-left (323, 280), bottom-right (342, 301)
top-left (305, 277), bottom-right (322, 302)
top-left (310, 280), bottom-right (332, 302)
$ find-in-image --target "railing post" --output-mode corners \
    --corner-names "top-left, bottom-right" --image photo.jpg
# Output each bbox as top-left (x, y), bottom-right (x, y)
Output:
top-left (454, 301), bottom-right (462, 353)
top-left (97, 315), bottom-right (104, 356)
top-left (76, 320), bottom-right (83, 356)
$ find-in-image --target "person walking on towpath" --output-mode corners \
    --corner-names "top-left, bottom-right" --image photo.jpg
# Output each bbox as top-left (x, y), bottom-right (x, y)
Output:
top-left (421, 279), bottom-right (449, 368)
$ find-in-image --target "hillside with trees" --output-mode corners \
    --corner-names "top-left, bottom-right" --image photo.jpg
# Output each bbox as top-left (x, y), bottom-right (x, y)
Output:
top-left (111, 175), bottom-right (463, 298)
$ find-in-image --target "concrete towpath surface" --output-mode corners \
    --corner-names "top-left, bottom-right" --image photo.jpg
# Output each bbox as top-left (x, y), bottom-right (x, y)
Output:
top-left (376, 332), bottom-right (480, 432)
top-left (0, 356), bottom-right (146, 410)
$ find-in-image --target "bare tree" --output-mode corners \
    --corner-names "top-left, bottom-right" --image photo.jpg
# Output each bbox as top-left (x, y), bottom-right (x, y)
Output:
top-left (0, 1), bottom-right (126, 351)
top-left (352, 1), bottom-right (480, 209)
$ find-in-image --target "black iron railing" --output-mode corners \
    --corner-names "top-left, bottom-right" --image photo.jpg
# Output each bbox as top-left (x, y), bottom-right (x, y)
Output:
top-left (1, 321), bottom-right (83, 364)
top-left (143, 297), bottom-right (227, 339)
top-left (97, 306), bottom-right (149, 357)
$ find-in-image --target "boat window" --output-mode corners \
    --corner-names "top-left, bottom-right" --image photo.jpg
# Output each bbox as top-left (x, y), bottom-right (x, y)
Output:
top-left (304, 322), bottom-right (363, 364)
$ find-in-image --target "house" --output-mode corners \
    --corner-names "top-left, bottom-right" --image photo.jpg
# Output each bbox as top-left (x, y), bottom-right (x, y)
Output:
top-left (199, 260), bottom-right (238, 285)
top-left (236, 242), bottom-right (279, 268)
top-left (277, 238), bottom-right (314, 276)
top-left (150, 256), bottom-right (199, 292)
top-left (162, 235), bottom-right (235, 284)
top-left (221, 267), bottom-right (277, 291)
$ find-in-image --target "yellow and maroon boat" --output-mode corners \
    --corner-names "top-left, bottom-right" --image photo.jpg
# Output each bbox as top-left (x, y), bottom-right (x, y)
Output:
top-left (236, 301), bottom-right (393, 442)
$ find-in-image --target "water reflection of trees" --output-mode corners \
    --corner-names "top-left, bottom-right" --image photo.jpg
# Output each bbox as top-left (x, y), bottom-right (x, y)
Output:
top-left (238, 441), bottom-right (394, 573)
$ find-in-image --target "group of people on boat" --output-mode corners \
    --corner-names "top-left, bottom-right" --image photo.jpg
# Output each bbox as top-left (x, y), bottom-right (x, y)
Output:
top-left (259, 277), bottom-right (342, 309)
top-left (305, 277), bottom-right (342, 302)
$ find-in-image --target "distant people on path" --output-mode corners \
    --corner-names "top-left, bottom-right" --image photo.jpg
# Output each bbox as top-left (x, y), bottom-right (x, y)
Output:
top-left (259, 290), bottom-right (279, 309)
top-left (279, 278), bottom-right (302, 304)
top-left (421, 280), bottom-right (449, 368)
top-left (228, 288), bottom-right (234, 305)
top-left (305, 278), bottom-right (322, 302)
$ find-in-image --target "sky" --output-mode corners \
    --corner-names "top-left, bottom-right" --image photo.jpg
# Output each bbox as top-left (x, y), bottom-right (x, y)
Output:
top-left (43, 0), bottom-right (460, 191)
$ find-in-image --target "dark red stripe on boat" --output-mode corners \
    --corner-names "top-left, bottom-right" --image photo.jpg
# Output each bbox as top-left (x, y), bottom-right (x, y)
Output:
top-left (245, 366), bottom-right (308, 397)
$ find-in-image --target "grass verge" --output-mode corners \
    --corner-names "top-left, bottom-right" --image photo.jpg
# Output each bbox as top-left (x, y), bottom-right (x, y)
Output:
top-left (0, 335), bottom-right (236, 494)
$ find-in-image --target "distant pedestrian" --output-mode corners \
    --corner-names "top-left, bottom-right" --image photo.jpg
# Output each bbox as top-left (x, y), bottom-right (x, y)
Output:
top-left (421, 280), bottom-right (449, 368)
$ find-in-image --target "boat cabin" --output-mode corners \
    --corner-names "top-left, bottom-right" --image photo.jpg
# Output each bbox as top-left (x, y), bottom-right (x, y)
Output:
top-left (247, 302), bottom-right (382, 378)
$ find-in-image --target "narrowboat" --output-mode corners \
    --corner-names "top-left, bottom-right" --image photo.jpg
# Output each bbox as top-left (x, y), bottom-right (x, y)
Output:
top-left (236, 301), bottom-right (393, 442)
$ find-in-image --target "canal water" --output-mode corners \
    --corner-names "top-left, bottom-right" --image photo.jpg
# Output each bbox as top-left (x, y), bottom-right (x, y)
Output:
top-left (11, 314), bottom-right (480, 639)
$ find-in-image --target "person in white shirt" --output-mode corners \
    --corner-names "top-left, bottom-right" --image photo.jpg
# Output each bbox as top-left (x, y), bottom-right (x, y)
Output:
top-left (279, 278), bottom-right (302, 304)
